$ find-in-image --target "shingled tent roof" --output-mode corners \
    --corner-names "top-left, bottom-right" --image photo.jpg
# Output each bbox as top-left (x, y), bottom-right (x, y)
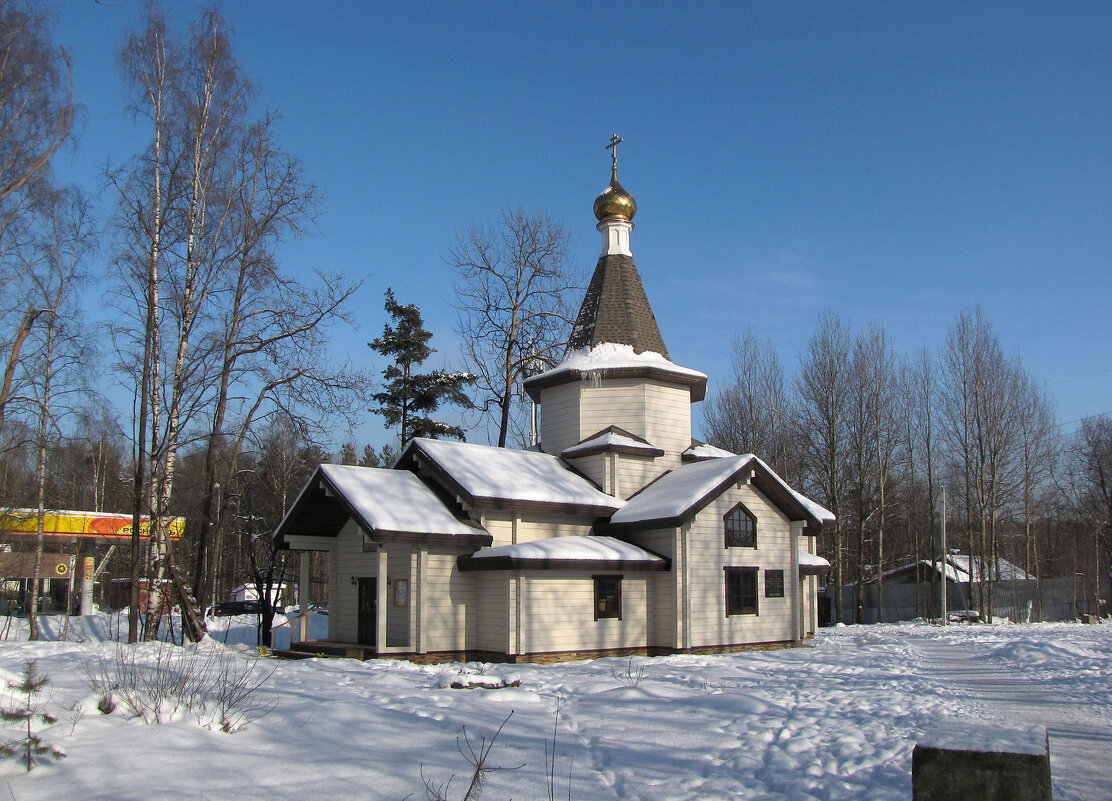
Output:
top-left (567, 253), bottom-right (669, 358)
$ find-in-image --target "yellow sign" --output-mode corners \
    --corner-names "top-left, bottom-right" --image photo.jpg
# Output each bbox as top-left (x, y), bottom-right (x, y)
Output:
top-left (0, 510), bottom-right (184, 541)
top-left (54, 563), bottom-right (68, 576)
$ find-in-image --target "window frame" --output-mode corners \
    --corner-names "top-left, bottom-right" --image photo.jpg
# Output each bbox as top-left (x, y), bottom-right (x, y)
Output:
top-left (764, 569), bottom-right (785, 598)
top-left (723, 502), bottom-right (757, 549)
top-left (593, 575), bottom-right (622, 621)
top-left (724, 566), bottom-right (759, 616)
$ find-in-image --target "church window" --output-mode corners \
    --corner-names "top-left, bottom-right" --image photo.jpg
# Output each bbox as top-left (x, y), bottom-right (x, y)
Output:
top-left (725, 567), bottom-right (759, 616)
top-left (594, 576), bottom-right (622, 620)
top-left (765, 569), bottom-right (785, 598)
top-left (724, 503), bottom-right (757, 548)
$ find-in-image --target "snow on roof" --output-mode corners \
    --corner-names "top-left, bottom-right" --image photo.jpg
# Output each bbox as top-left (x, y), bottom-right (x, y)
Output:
top-left (682, 442), bottom-right (736, 461)
top-left (611, 455), bottom-right (756, 525)
top-left (611, 453), bottom-right (831, 529)
top-left (318, 464), bottom-right (478, 536)
top-left (530, 343), bottom-right (707, 387)
top-left (798, 550), bottom-right (831, 569)
top-left (469, 535), bottom-right (665, 564)
top-left (562, 429), bottom-right (663, 458)
top-left (787, 486), bottom-right (836, 523)
top-left (945, 554), bottom-right (1034, 582)
top-left (409, 438), bottom-right (623, 512)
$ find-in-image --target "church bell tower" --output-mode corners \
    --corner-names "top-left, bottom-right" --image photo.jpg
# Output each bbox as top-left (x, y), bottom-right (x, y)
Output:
top-left (523, 137), bottom-right (707, 498)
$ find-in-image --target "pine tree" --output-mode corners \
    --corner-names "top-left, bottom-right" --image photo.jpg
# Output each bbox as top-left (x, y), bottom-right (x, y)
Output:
top-left (369, 289), bottom-right (473, 448)
top-left (0, 661), bottom-right (64, 771)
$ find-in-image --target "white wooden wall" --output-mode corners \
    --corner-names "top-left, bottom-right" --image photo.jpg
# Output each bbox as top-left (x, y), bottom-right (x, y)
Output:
top-left (328, 519), bottom-right (380, 643)
top-left (684, 484), bottom-right (798, 648)
top-left (519, 573), bottom-right (648, 654)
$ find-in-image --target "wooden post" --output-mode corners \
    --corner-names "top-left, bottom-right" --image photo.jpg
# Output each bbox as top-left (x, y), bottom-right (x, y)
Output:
top-left (299, 551), bottom-right (311, 643)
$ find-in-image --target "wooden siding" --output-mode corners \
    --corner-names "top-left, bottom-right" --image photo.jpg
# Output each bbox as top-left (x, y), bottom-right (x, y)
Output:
top-left (475, 573), bottom-right (508, 653)
top-left (480, 512), bottom-right (515, 548)
top-left (537, 382), bottom-right (582, 456)
top-left (614, 453), bottom-right (666, 500)
top-left (564, 451), bottom-right (608, 491)
top-left (619, 528), bottom-right (678, 649)
top-left (684, 484), bottom-right (798, 648)
top-left (516, 514), bottom-right (595, 543)
top-left (419, 549), bottom-right (477, 652)
top-left (519, 573), bottom-right (648, 653)
top-left (328, 519), bottom-right (380, 643)
top-left (537, 378), bottom-right (693, 478)
top-left (385, 545), bottom-right (410, 647)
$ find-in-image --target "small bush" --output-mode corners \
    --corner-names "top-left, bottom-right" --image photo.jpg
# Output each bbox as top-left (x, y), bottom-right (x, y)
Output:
top-left (84, 641), bottom-right (277, 732)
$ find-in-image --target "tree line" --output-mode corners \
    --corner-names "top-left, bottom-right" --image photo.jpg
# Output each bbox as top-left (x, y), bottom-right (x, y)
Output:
top-left (703, 310), bottom-right (1111, 623)
top-left (2, 1), bottom-right (1107, 643)
top-left (0, 2), bottom-right (572, 643)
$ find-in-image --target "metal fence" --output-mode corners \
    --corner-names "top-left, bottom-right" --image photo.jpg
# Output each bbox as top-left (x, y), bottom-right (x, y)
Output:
top-left (829, 576), bottom-right (1101, 624)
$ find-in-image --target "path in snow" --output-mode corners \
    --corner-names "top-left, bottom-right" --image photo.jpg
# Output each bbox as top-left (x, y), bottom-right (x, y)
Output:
top-left (912, 638), bottom-right (1112, 801)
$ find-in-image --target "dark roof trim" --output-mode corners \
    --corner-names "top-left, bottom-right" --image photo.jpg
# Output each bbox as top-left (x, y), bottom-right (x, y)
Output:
top-left (799, 563), bottom-right (831, 576)
top-left (524, 364), bottom-right (707, 402)
top-left (369, 529), bottom-right (492, 547)
top-left (457, 554), bottom-right (671, 573)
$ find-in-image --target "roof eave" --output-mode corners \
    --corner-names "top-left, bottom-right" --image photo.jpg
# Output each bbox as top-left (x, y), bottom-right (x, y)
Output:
top-left (523, 364), bottom-right (707, 402)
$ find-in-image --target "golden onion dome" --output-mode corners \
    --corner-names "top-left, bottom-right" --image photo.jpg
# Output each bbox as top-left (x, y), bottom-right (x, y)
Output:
top-left (593, 167), bottom-right (637, 222)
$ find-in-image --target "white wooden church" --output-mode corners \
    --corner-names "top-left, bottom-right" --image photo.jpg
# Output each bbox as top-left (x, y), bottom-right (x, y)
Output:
top-left (275, 146), bottom-right (833, 663)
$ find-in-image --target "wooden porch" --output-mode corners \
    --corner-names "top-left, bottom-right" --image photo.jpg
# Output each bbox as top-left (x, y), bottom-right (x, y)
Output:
top-left (271, 640), bottom-right (377, 661)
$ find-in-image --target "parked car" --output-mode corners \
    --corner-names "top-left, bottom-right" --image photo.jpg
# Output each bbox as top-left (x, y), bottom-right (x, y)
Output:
top-left (213, 600), bottom-right (261, 616)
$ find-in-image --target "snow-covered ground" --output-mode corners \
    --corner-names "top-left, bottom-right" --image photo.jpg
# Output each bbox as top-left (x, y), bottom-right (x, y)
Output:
top-left (0, 614), bottom-right (1108, 800)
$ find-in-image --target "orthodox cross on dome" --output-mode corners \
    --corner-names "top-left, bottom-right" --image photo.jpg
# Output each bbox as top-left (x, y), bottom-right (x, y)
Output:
top-left (606, 133), bottom-right (623, 176)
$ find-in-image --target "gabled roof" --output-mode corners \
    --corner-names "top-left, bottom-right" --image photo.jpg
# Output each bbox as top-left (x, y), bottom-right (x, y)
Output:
top-left (274, 464), bottom-right (491, 547)
top-left (458, 535), bottom-right (669, 572)
top-left (399, 437), bottom-right (623, 516)
top-left (561, 426), bottom-right (665, 459)
top-left (606, 454), bottom-right (830, 533)
top-left (568, 252), bottom-right (669, 358)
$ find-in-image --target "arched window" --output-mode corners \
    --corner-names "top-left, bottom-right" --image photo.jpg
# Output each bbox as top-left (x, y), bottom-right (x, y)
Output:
top-left (724, 503), bottom-right (757, 548)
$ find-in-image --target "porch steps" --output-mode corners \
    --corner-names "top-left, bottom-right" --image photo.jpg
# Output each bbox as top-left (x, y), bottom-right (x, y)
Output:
top-left (272, 641), bottom-right (374, 661)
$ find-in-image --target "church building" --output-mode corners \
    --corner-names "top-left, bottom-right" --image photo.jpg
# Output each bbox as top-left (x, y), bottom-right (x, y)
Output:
top-left (274, 143), bottom-right (832, 663)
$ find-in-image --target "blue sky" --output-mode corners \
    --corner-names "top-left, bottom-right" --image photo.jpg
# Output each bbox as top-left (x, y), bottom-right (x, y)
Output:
top-left (50, 1), bottom-right (1112, 449)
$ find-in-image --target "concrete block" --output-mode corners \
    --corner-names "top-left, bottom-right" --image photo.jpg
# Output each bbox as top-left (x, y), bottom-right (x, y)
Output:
top-left (912, 721), bottom-right (1051, 801)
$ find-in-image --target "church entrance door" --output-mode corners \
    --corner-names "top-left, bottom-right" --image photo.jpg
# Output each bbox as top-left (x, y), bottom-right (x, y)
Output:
top-left (357, 577), bottom-right (377, 650)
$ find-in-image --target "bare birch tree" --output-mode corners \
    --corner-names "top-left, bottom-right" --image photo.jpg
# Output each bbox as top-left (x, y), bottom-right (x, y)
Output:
top-left (796, 311), bottom-right (851, 623)
top-left (25, 188), bottom-right (92, 639)
top-left (0, 0), bottom-right (73, 206)
top-left (703, 328), bottom-right (795, 478)
top-left (451, 208), bottom-right (577, 447)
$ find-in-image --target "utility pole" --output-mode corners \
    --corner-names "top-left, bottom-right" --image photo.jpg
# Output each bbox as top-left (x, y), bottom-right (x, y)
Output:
top-left (940, 487), bottom-right (948, 626)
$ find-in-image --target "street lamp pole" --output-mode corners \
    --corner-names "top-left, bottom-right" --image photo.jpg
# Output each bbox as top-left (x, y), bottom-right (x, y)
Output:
top-left (940, 487), bottom-right (948, 626)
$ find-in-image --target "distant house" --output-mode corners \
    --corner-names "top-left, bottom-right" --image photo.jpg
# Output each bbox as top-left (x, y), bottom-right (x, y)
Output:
top-left (274, 154), bottom-right (833, 663)
top-left (831, 554), bottom-right (1040, 624)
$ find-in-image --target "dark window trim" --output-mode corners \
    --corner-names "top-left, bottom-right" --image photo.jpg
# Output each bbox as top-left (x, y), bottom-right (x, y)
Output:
top-left (723, 502), bottom-right (757, 549)
top-left (724, 566), bottom-right (759, 616)
top-left (765, 569), bottom-right (785, 598)
top-left (593, 574), bottom-right (622, 621)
